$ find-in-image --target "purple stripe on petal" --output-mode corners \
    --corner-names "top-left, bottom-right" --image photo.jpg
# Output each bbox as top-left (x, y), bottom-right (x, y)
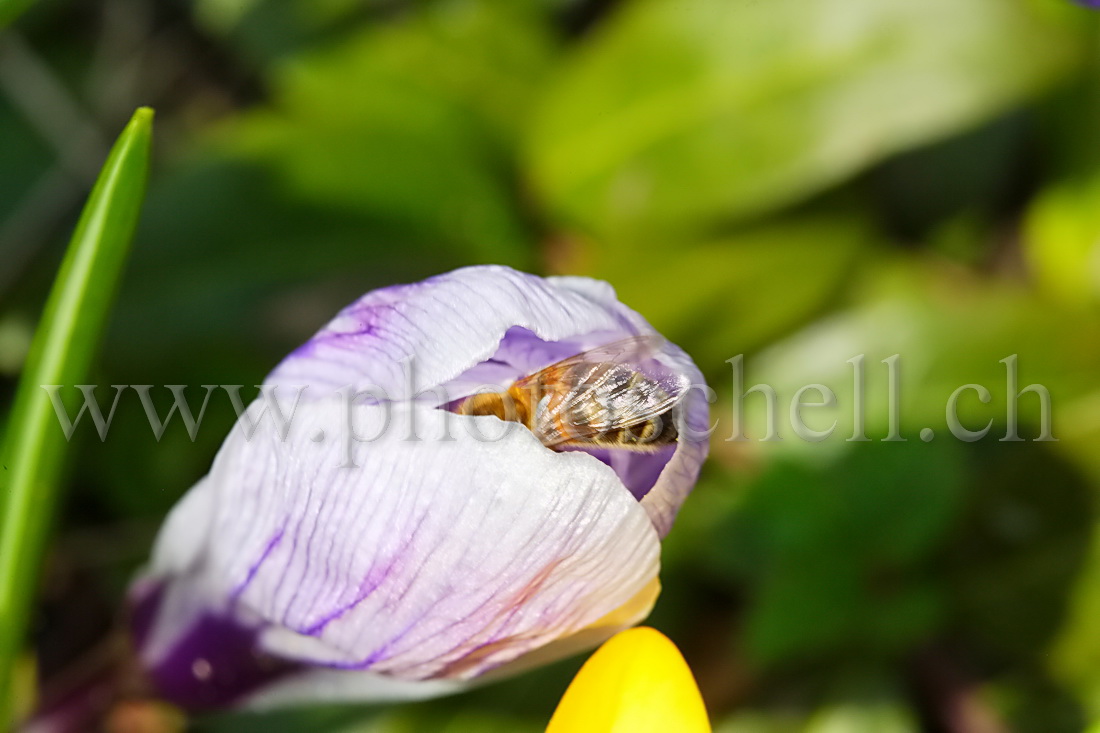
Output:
top-left (302, 555), bottom-right (400, 636)
top-left (230, 528), bottom-right (285, 602)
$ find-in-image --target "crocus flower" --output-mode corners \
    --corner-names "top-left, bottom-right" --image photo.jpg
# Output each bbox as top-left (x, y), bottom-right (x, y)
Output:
top-left (548, 627), bottom-right (710, 733)
top-left (127, 265), bottom-right (709, 711)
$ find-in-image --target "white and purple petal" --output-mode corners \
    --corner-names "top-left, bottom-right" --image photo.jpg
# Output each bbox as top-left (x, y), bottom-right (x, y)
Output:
top-left (135, 401), bottom-right (661, 705)
top-left (129, 265), bottom-right (709, 710)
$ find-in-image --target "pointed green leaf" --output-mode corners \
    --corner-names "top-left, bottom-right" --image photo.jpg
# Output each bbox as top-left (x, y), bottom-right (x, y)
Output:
top-left (0, 107), bottom-right (153, 724)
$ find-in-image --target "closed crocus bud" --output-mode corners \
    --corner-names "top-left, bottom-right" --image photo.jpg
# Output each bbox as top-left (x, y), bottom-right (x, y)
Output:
top-left (548, 627), bottom-right (710, 733)
top-left (127, 265), bottom-right (710, 711)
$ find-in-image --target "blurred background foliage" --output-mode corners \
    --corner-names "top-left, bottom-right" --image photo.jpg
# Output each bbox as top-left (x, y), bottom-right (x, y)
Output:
top-left (2, 0), bottom-right (1100, 730)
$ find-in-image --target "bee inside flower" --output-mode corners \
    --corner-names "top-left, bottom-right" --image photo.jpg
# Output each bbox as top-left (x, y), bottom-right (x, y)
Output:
top-left (441, 330), bottom-right (698, 508)
top-left (451, 333), bottom-right (688, 453)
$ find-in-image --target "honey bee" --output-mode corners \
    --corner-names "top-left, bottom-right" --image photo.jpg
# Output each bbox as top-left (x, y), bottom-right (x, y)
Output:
top-left (454, 334), bottom-right (688, 451)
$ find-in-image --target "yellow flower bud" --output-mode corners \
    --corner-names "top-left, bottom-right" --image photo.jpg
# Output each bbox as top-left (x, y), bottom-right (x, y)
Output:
top-left (548, 627), bottom-right (710, 733)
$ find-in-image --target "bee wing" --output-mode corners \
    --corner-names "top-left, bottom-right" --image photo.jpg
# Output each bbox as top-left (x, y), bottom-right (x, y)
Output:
top-left (517, 334), bottom-right (689, 447)
top-left (513, 334), bottom-right (669, 390)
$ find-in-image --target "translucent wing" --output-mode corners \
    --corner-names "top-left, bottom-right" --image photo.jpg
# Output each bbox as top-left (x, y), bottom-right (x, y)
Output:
top-left (514, 334), bottom-right (689, 447)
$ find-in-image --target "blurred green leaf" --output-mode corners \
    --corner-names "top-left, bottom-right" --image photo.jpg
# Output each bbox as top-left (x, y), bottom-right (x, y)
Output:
top-left (868, 113), bottom-right (1032, 248)
top-left (1053, 519), bottom-right (1100, 717)
top-left (985, 675), bottom-right (1087, 733)
top-left (1034, 19), bottom-right (1100, 179)
top-left (941, 442), bottom-right (1092, 661)
top-left (803, 701), bottom-right (917, 733)
top-left (0, 0), bottom-right (35, 29)
top-left (1024, 173), bottom-right (1100, 305)
top-left (711, 442), bottom-right (964, 666)
top-left (220, 0), bottom-right (554, 257)
top-left (0, 107), bottom-right (152, 725)
top-left (943, 444), bottom-right (1092, 730)
top-left (527, 0), bottom-right (1083, 237)
top-left (718, 703), bottom-right (917, 733)
top-left (0, 314), bottom-right (32, 377)
top-left (115, 0), bottom-right (553, 353)
top-left (731, 254), bottom-right (1100, 451)
top-left (586, 206), bottom-right (871, 365)
top-left (702, 256), bottom-right (1098, 722)
top-left (715, 672), bottom-right (919, 733)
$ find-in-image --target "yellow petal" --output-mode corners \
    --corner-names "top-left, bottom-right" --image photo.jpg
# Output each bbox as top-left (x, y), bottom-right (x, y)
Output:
top-left (546, 627), bottom-right (711, 733)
